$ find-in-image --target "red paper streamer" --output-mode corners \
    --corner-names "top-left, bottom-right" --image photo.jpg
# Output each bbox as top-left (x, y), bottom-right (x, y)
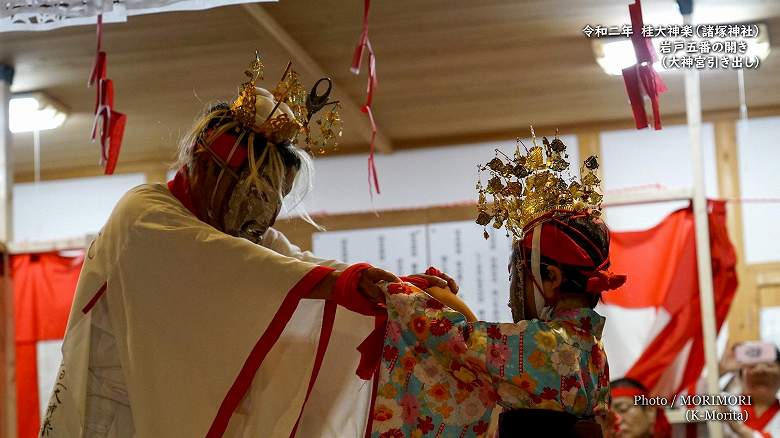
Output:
top-left (88, 14), bottom-right (126, 175)
top-left (622, 0), bottom-right (667, 130)
top-left (351, 0), bottom-right (381, 196)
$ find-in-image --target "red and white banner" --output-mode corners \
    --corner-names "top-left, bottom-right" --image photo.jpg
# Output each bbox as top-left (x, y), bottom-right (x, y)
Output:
top-left (12, 252), bottom-right (82, 438)
top-left (599, 200), bottom-right (738, 396)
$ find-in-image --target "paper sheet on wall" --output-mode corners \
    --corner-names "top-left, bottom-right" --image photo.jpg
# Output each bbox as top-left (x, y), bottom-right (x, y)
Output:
top-left (760, 307), bottom-right (780, 346)
top-left (313, 220), bottom-right (514, 323)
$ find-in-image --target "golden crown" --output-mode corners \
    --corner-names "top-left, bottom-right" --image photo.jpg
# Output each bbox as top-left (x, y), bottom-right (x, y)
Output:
top-left (230, 52), bottom-right (343, 153)
top-left (476, 127), bottom-right (603, 240)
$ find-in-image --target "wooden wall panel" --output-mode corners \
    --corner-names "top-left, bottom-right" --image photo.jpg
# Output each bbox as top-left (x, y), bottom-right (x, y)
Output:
top-left (714, 120), bottom-right (757, 342)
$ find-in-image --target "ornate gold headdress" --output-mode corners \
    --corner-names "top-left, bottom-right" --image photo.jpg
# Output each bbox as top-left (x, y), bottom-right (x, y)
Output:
top-left (230, 52), bottom-right (343, 153)
top-left (476, 127), bottom-right (603, 240)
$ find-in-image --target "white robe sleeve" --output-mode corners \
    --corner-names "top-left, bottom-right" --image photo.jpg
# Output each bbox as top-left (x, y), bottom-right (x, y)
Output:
top-left (262, 227), bottom-right (349, 270)
top-left (41, 184), bottom-right (371, 438)
top-left (260, 228), bottom-right (375, 437)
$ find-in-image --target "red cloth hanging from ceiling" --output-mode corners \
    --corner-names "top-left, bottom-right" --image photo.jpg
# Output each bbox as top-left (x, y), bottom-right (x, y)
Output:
top-left (12, 252), bottom-right (82, 438)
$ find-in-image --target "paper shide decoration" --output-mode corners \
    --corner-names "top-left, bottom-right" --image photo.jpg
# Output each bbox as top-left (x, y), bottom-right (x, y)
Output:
top-left (622, 0), bottom-right (667, 130)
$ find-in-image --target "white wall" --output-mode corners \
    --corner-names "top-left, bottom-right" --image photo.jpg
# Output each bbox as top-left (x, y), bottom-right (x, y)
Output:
top-left (600, 123), bottom-right (719, 232)
top-left (737, 116), bottom-right (780, 264)
top-left (13, 173), bottom-right (145, 242)
top-left (293, 134), bottom-right (580, 216)
top-left (10, 117), bottom-right (780, 265)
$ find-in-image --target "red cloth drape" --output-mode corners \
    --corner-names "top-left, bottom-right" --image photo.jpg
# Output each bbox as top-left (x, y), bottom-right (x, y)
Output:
top-left (603, 200), bottom-right (738, 395)
top-left (12, 252), bottom-right (82, 438)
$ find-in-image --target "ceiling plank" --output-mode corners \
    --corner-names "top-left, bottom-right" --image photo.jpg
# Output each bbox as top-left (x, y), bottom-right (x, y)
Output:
top-left (241, 3), bottom-right (393, 154)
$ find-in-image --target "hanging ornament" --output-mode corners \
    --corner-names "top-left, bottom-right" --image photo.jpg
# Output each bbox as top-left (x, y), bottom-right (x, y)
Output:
top-left (622, 0), bottom-right (667, 130)
top-left (350, 0), bottom-right (381, 197)
top-left (88, 14), bottom-right (126, 175)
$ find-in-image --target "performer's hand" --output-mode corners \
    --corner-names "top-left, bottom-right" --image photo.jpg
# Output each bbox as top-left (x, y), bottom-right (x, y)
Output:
top-left (358, 267), bottom-right (400, 303)
top-left (408, 269), bottom-right (459, 294)
top-left (720, 342), bottom-right (742, 376)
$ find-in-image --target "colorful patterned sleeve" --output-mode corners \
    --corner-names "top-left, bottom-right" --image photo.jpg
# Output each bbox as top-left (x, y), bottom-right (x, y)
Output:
top-left (465, 318), bottom-right (609, 417)
top-left (383, 283), bottom-right (609, 418)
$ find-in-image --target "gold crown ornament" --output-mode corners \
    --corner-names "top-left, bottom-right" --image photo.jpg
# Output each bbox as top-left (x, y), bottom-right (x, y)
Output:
top-left (230, 52), bottom-right (343, 154)
top-left (476, 127), bottom-right (603, 240)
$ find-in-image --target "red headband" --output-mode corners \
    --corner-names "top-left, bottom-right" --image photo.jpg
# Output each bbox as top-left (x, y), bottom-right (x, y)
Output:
top-left (519, 213), bottom-right (627, 294)
top-left (202, 132), bottom-right (248, 170)
top-left (519, 220), bottom-right (598, 268)
top-left (611, 387), bottom-right (647, 399)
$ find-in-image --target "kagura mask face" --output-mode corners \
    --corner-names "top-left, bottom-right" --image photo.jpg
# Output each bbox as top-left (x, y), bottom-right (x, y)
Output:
top-left (222, 168), bottom-right (284, 244)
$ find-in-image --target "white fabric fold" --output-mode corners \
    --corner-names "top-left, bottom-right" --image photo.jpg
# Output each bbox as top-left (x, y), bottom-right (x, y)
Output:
top-left (41, 183), bottom-right (372, 438)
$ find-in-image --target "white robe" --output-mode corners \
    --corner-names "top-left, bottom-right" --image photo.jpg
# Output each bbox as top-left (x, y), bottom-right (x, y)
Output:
top-left (723, 402), bottom-right (780, 438)
top-left (40, 183), bottom-right (374, 437)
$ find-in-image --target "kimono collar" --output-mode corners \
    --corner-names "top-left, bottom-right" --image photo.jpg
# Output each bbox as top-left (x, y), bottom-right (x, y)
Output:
top-left (550, 307), bottom-right (606, 339)
top-left (167, 167), bottom-right (201, 219)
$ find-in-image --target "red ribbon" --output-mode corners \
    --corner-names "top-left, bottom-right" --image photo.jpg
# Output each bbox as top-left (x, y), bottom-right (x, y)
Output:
top-left (330, 261), bottom-right (391, 437)
top-left (585, 269), bottom-right (627, 294)
top-left (329, 262), bottom-right (390, 377)
top-left (89, 14), bottom-right (126, 174)
top-left (203, 131), bottom-right (249, 169)
top-left (331, 263), bottom-right (384, 314)
top-left (622, 0), bottom-right (667, 130)
top-left (350, 0), bottom-right (381, 197)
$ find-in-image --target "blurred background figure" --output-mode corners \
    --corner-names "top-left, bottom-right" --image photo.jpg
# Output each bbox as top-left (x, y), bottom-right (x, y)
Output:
top-left (722, 342), bottom-right (780, 437)
top-left (608, 378), bottom-right (671, 438)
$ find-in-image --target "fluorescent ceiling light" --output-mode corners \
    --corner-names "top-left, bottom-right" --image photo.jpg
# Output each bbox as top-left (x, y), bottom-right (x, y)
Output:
top-left (594, 39), bottom-right (663, 75)
top-left (9, 93), bottom-right (68, 133)
top-left (593, 23), bottom-right (771, 76)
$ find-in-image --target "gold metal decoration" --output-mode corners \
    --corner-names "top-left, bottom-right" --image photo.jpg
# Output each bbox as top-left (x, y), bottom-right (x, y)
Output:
top-left (476, 127), bottom-right (603, 240)
top-left (230, 51), bottom-right (265, 129)
top-left (229, 53), bottom-right (342, 153)
top-left (306, 102), bottom-right (343, 154)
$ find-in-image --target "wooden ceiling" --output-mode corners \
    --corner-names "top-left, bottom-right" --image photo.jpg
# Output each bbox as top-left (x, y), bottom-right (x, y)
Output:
top-left (3, 0), bottom-right (780, 177)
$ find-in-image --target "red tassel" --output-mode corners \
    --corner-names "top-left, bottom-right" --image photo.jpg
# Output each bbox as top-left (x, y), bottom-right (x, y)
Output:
top-left (351, 0), bottom-right (381, 197)
top-left (88, 14), bottom-right (125, 175)
top-left (622, 0), bottom-right (666, 130)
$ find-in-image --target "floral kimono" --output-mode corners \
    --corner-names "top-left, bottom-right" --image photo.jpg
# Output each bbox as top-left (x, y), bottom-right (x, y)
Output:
top-left (370, 283), bottom-right (610, 438)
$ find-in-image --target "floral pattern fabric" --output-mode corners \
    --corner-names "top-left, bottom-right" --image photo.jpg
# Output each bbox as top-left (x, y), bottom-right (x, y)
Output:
top-left (371, 283), bottom-right (610, 438)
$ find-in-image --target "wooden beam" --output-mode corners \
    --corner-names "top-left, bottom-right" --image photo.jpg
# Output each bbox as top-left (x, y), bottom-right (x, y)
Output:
top-left (393, 104), bottom-right (780, 152)
top-left (714, 119), bottom-right (757, 342)
top-left (14, 157), bottom-right (171, 183)
top-left (0, 65), bottom-right (14, 438)
top-left (241, 4), bottom-right (393, 154)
